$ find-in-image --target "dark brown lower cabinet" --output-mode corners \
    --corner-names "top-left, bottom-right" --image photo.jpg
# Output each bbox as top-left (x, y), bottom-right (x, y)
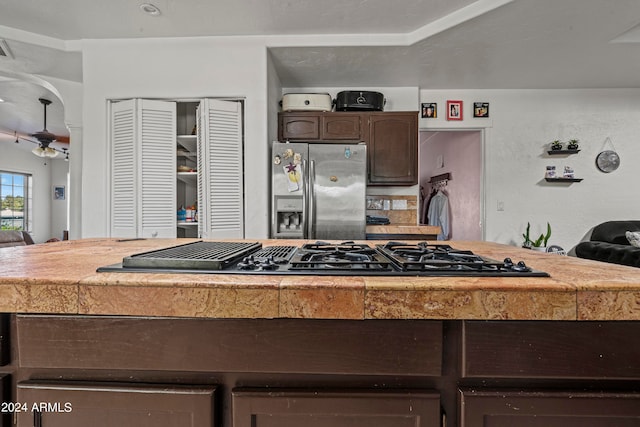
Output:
top-left (233, 389), bottom-right (441, 427)
top-left (0, 314), bottom-right (8, 366)
top-left (1, 374), bottom-right (10, 427)
top-left (6, 317), bottom-right (640, 427)
top-left (15, 381), bottom-right (217, 427)
top-left (459, 389), bottom-right (640, 427)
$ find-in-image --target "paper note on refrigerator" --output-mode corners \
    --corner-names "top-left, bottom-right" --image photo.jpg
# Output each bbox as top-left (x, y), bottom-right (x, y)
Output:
top-left (283, 163), bottom-right (302, 192)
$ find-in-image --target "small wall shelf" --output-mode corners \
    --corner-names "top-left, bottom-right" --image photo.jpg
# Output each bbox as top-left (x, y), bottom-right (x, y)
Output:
top-left (545, 177), bottom-right (583, 183)
top-left (547, 149), bottom-right (580, 155)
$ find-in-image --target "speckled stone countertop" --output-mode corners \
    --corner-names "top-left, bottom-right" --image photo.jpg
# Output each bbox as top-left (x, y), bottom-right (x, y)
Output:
top-left (366, 224), bottom-right (440, 235)
top-left (1, 238), bottom-right (638, 320)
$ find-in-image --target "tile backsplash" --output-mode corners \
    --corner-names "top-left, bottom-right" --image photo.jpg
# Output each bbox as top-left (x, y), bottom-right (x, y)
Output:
top-left (366, 195), bottom-right (417, 225)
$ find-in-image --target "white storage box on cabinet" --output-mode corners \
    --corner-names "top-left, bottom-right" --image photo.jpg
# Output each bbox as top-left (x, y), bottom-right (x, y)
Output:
top-left (281, 93), bottom-right (332, 112)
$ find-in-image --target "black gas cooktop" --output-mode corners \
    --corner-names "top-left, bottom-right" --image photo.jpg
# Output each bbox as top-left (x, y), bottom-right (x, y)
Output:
top-left (97, 241), bottom-right (549, 277)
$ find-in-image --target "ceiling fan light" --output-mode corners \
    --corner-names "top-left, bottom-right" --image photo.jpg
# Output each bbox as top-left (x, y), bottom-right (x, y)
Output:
top-left (32, 146), bottom-right (46, 157)
top-left (44, 147), bottom-right (59, 158)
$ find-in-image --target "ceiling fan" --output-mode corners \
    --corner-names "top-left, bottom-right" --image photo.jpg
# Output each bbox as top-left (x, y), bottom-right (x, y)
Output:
top-left (30, 97), bottom-right (69, 158)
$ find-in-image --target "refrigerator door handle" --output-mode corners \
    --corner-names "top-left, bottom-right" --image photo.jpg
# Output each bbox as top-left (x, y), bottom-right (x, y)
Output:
top-left (308, 159), bottom-right (316, 239)
top-left (302, 159), bottom-right (309, 239)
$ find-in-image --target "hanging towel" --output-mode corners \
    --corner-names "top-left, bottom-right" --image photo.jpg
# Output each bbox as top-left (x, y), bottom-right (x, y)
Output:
top-left (427, 190), bottom-right (450, 240)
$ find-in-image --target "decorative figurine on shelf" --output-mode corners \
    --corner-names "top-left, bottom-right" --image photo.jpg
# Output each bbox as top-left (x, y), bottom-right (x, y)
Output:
top-left (545, 165), bottom-right (556, 178)
top-left (563, 166), bottom-right (575, 178)
top-left (550, 140), bottom-right (563, 151)
top-left (567, 139), bottom-right (579, 150)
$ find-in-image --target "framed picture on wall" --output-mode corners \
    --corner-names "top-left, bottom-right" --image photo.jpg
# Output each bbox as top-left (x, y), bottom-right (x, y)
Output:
top-left (54, 185), bottom-right (65, 200)
top-left (446, 100), bottom-right (463, 121)
top-left (421, 103), bottom-right (437, 118)
top-left (473, 102), bottom-right (490, 118)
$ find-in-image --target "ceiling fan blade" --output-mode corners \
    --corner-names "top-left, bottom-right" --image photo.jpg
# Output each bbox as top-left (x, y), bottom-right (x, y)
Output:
top-left (0, 129), bottom-right (70, 145)
top-left (30, 131), bottom-right (70, 144)
top-left (31, 129), bottom-right (57, 143)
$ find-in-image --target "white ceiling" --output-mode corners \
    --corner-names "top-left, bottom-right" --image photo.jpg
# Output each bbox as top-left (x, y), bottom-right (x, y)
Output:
top-left (1, 0), bottom-right (640, 151)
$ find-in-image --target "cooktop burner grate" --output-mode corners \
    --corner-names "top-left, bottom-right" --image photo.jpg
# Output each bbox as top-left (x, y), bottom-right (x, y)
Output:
top-left (376, 241), bottom-right (538, 274)
top-left (122, 241), bottom-right (261, 270)
top-left (288, 241), bottom-right (394, 271)
top-left (236, 245), bottom-right (298, 271)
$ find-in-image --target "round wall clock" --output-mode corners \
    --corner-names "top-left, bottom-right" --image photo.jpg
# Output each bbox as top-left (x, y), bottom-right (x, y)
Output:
top-left (596, 150), bottom-right (620, 173)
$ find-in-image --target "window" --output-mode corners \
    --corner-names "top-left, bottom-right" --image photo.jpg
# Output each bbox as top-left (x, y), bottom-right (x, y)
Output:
top-left (1, 171), bottom-right (32, 231)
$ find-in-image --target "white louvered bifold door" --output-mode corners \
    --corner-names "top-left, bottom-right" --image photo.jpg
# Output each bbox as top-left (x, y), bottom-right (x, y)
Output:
top-left (196, 101), bottom-right (206, 238)
top-left (110, 99), bottom-right (138, 238)
top-left (137, 99), bottom-right (177, 238)
top-left (200, 99), bottom-right (244, 238)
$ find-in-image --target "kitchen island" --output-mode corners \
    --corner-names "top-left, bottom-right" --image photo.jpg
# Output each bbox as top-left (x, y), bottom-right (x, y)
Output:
top-left (0, 238), bottom-right (639, 427)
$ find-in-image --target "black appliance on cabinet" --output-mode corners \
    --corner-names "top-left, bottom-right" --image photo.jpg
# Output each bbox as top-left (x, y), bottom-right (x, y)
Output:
top-left (334, 91), bottom-right (385, 111)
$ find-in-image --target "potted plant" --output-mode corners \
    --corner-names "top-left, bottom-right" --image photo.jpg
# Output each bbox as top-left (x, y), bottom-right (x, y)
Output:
top-left (522, 222), bottom-right (551, 251)
top-left (567, 139), bottom-right (579, 150)
top-left (550, 140), bottom-right (563, 151)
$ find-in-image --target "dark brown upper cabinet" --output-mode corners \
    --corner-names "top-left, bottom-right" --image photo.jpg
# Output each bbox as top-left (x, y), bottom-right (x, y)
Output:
top-left (278, 111), bottom-right (418, 186)
top-left (367, 112), bottom-right (418, 185)
top-left (279, 112), bottom-right (366, 141)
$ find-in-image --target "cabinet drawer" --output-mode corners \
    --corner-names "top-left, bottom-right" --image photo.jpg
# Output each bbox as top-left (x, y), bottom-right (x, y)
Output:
top-left (17, 317), bottom-right (443, 376)
top-left (462, 321), bottom-right (640, 379)
top-left (460, 389), bottom-right (640, 427)
top-left (16, 381), bottom-right (217, 427)
top-left (233, 389), bottom-right (441, 427)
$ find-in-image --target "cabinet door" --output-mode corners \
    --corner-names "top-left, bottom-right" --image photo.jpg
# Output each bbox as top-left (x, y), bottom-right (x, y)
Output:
top-left (16, 382), bottom-right (216, 427)
top-left (0, 314), bottom-right (8, 366)
top-left (110, 99), bottom-right (138, 238)
top-left (460, 389), bottom-right (640, 427)
top-left (199, 99), bottom-right (244, 238)
top-left (279, 113), bottom-right (320, 140)
top-left (138, 99), bottom-right (177, 238)
top-left (0, 374), bottom-right (10, 426)
top-left (368, 112), bottom-right (418, 185)
top-left (110, 99), bottom-right (177, 238)
top-left (462, 321), bottom-right (640, 380)
top-left (233, 389), bottom-right (441, 427)
top-left (320, 114), bottom-right (364, 140)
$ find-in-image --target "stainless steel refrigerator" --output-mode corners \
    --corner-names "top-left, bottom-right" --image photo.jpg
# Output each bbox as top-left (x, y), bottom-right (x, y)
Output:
top-left (271, 141), bottom-right (367, 240)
